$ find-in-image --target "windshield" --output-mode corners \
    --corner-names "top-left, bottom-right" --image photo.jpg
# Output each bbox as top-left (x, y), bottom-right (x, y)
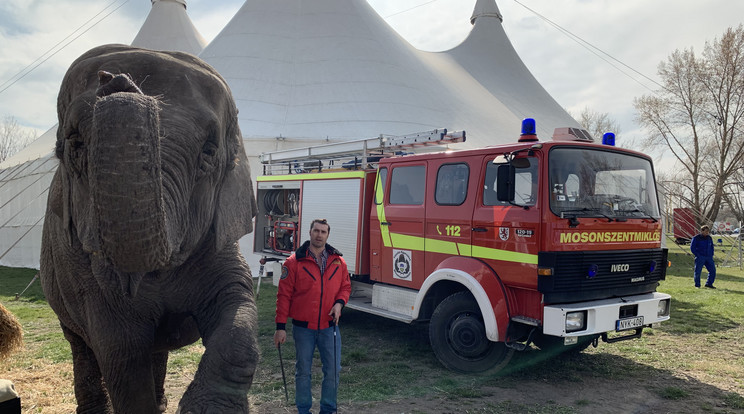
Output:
top-left (549, 147), bottom-right (660, 219)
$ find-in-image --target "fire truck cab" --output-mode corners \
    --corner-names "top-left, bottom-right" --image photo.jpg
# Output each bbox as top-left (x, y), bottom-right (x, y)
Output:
top-left (254, 120), bottom-right (671, 373)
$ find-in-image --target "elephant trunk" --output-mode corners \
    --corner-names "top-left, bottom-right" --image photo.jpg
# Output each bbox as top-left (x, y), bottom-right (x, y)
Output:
top-left (90, 76), bottom-right (171, 273)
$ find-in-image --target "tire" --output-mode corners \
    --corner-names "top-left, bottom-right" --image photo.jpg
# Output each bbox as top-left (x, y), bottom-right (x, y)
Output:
top-left (429, 291), bottom-right (514, 373)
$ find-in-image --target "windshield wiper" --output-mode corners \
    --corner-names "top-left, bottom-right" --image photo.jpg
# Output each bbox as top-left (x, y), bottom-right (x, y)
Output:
top-left (560, 208), bottom-right (615, 222)
top-left (624, 209), bottom-right (658, 222)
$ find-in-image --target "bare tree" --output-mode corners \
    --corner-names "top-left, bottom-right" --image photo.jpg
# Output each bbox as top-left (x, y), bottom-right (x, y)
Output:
top-left (635, 25), bottom-right (744, 226)
top-left (0, 116), bottom-right (36, 163)
top-left (573, 107), bottom-right (622, 142)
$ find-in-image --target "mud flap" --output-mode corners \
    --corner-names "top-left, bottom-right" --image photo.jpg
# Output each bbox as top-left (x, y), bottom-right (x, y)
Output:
top-left (505, 322), bottom-right (536, 351)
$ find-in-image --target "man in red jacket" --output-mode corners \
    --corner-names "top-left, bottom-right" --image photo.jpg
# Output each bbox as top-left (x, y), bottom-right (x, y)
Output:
top-left (274, 218), bottom-right (351, 414)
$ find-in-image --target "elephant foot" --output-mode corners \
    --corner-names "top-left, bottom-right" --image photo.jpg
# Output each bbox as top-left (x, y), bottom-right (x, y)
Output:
top-left (176, 401), bottom-right (250, 414)
top-left (177, 383), bottom-right (250, 414)
top-left (157, 395), bottom-right (167, 413)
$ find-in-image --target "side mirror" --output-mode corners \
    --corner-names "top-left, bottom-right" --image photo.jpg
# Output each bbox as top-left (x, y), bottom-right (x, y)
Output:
top-left (496, 164), bottom-right (515, 202)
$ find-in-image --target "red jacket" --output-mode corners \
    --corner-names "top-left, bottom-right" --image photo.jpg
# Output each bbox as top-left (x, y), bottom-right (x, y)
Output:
top-left (275, 241), bottom-right (351, 330)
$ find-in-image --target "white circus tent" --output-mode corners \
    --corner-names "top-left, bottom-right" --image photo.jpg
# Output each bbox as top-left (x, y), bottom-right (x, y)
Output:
top-left (199, 0), bottom-right (578, 152)
top-left (1, 0), bottom-right (580, 270)
top-left (132, 0), bottom-right (207, 56)
top-left (0, 0), bottom-right (208, 269)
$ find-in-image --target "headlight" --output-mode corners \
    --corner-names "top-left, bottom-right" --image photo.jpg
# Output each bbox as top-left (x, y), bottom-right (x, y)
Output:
top-left (566, 311), bottom-right (587, 332)
top-left (657, 299), bottom-right (670, 317)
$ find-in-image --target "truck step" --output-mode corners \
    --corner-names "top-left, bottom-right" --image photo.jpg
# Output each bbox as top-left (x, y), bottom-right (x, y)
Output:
top-left (346, 296), bottom-right (414, 324)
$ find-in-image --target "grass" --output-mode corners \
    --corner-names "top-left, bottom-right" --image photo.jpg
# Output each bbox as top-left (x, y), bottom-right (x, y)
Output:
top-left (2, 236), bottom-right (743, 413)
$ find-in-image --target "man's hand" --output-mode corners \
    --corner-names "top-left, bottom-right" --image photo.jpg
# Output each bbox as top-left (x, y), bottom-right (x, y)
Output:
top-left (329, 303), bottom-right (343, 325)
top-left (274, 330), bottom-right (286, 348)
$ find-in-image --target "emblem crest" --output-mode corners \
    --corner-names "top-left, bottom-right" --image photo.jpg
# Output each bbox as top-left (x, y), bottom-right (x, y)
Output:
top-left (499, 227), bottom-right (510, 241)
top-left (392, 249), bottom-right (412, 280)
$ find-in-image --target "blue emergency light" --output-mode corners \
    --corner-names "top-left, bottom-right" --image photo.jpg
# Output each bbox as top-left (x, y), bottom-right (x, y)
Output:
top-left (522, 118), bottom-right (536, 135)
top-left (649, 260), bottom-right (657, 273)
top-left (519, 118), bottom-right (538, 142)
top-left (602, 132), bottom-right (616, 146)
top-left (587, 263), bottom-right (599, 279)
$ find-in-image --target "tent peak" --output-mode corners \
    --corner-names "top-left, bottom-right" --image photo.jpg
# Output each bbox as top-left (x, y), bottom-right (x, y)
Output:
top-left (471, 0), bottom-right (503, 24)
top-left (151, 0), bottom-right (187, 9)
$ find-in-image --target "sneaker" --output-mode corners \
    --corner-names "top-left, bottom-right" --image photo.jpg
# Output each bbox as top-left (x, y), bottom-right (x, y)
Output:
top-left (695, 285), bottom-right (701, 288)
top-left (704, 284), bottom-right (716, 289)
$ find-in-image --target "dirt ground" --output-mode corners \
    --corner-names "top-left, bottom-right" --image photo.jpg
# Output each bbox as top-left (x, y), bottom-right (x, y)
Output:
top-left (245, 378), bottom-right (737, 414)
top-left (9, 352), bottom-right (738, 414)
top-left (6, 356), bottom-right (744, 414)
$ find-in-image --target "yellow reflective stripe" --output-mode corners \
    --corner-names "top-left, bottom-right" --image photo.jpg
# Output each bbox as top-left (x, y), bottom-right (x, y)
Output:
top-left (391, 233), bottom-right (425, 250)
top-left (456, 243), bottom-right (472, 256)
top-left (375, 172), bottom-right (392, 247)
top-left (387, 233), bottom-right (536, 265)
top-left (471, 245), bottom-right (538, 264)
top-left (258, 171), bottom-right (367, 181)
top-left (426, 238), bottom-right (460, 255)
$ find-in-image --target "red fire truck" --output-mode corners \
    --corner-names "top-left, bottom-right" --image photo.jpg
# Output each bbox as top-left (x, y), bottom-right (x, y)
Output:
top-left (254, 120), bottom-right (671, 373)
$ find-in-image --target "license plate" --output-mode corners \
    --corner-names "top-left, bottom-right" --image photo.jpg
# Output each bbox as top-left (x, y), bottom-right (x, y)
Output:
top-left (616, 316), bottom-right (644, 331)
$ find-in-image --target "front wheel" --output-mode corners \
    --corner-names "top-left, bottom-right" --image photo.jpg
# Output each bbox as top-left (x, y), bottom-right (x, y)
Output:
top-left (429, 291), bottom-right (513, 373)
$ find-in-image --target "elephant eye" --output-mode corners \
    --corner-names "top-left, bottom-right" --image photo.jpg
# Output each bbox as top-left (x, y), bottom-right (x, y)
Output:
top-left (202, 142), bottom-right (216, 157)
top-left (198, 141), bottom-right (219, 177)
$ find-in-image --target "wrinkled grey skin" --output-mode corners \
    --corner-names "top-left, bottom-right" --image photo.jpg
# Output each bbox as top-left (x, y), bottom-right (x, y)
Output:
top-left (40, 44), bottom-right (259, 414)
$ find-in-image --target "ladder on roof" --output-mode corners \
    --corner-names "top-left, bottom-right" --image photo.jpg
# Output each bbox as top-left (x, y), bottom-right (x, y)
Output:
top-left (259, 128), bottom-right (466, 175)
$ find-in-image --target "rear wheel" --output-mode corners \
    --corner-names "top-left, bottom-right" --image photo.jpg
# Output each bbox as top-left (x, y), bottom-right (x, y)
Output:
top-left (429, 291), bottom-right (513, 373)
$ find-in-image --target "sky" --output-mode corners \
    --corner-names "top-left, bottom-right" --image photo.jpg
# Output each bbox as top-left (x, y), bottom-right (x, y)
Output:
top-left (1, 0), bottom-right (743, 170)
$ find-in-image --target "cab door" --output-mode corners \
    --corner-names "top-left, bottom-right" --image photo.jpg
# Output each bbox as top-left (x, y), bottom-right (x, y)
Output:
top-left (473, 154), bottom-right (541, 289)
top-left (424, 157), bottom-right (477, 277)
top-left (376, 161), bottom-right (427, 287)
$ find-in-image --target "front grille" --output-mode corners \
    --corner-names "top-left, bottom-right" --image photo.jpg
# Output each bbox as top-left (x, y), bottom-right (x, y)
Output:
top-left (538, 248), bottom-right (668, 304)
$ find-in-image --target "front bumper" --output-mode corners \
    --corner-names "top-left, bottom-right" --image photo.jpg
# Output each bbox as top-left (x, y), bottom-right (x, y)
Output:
top-left (543, 292), bottom-right (671, 337)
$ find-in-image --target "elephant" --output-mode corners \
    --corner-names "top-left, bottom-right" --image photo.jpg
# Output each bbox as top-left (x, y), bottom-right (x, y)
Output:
top-left (40, 44), bottom-right (259, 413)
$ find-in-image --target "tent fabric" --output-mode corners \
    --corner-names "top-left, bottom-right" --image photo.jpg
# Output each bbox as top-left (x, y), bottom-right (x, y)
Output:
top-left (131, 0), bottom-right (207, 56)
top-left (199, 0), bottom-right (453, 142)
top-left (0, 154), bottom-right (56, 268)
top-left (199, 0), bottom-right (577, 146)
top-left (445, 2), bottom-right (578, 136)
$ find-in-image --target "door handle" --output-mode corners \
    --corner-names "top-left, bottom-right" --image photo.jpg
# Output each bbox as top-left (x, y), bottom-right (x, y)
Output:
top-left (381, 221), bottom-right (391, 226)
top-left (472, 227), bottom-right (487, 232)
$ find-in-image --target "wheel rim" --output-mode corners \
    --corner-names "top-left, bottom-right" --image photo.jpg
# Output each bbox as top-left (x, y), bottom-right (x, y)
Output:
top-left (447, 311), bottom-right (490, 359)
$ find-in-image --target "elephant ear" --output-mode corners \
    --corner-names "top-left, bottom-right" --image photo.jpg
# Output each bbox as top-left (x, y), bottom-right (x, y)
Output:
top-left (214, 128), bottom-right (257, 249)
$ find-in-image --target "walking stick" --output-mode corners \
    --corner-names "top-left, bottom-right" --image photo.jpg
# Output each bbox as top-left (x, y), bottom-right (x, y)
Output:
top-left (14, 273), bottom-right (39, 300)
top-left (278, 343), bottom-right (289, 402)
top-left (255, 262), bottom-right (264, 300)
top-left (333, 323), bottom-right (339, 413)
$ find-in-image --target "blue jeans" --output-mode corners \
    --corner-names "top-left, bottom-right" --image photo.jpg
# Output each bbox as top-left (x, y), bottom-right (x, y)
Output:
top-left (693, 256), bottom-right (716, 287)
top-left (293, 324), bottom-right (341, 414)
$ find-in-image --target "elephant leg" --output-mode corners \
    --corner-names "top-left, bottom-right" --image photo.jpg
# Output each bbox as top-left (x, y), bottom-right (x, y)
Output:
top-left (98, 348), bottom-right (160, 414)
top-left (153, 351), bottom-right (169, 413)
top-left (84, 315), bottom-right (162, 414)
top-left (178, 286), bottom-right (259, 413)
top-left (61, 325), bottom-right (113, 414)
